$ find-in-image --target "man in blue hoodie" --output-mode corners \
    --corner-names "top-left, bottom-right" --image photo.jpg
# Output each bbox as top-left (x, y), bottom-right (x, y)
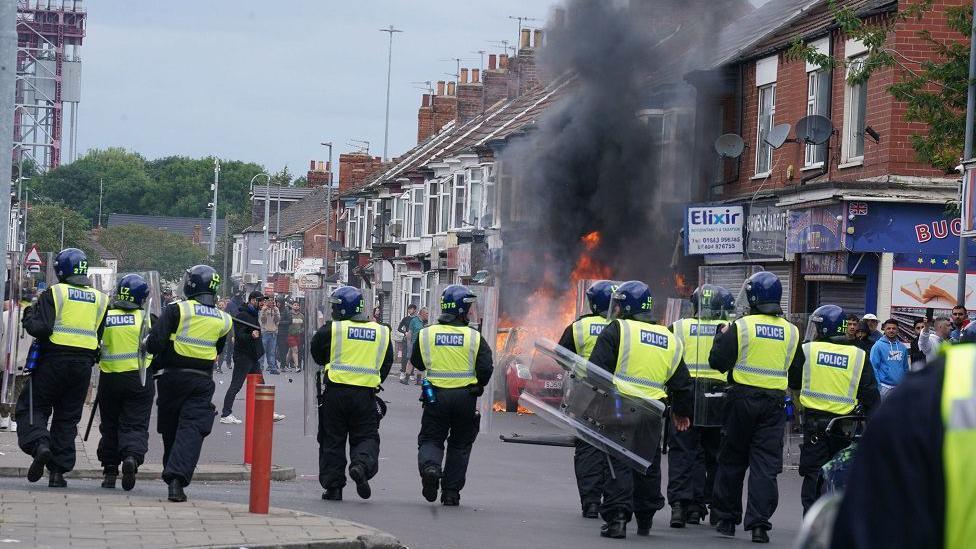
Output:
top-left (869, 318), bottom-right (910, 399)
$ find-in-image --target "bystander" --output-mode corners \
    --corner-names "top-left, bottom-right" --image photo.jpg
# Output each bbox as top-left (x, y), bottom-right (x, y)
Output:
top-left (869, 318), bottom-right (910, 399)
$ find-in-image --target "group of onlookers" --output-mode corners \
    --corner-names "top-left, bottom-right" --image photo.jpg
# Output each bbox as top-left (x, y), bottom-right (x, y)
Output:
top-left (396, 304), bottom-right (429, 384)
top-left (215, 291), bottom-right (306, 375)
top-left (841, 305), bottom-right (971, 399)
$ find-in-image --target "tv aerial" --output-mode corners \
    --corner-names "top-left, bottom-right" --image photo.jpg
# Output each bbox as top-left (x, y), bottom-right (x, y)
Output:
top-left (714, 133), bottom-right (745, 158)
top-left (764, 123), bottom-right (792, 149)
top-left (795, 115), bottom-right (834, 145)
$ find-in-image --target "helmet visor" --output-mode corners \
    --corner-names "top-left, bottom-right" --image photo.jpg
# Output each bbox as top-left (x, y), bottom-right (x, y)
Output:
top-left (804, 313), bottom-right (823, 343)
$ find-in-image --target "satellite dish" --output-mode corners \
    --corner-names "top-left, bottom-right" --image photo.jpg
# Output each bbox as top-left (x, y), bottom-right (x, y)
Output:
top-left (795, 115), bottom-right (834, 145)
top-left (764, 123), bottom-right (792, 149)
top-left (715, 133), bottom-right (745, 158)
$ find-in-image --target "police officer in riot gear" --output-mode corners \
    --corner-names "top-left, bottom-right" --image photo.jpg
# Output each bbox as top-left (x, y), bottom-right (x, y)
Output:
top-left (16, 248), bottom-right (109, 487)
top-left (411, 285), bottom-right (494, 506)
top-left (557, 280), bottom-right (614, 519)
top-left (666, 284), bottom-right (734, 527)
top-left (829, 322), bottom-right (976, 548)
top-left (309, 286), bottom-right (393, 501)
top-left (588, 280), bottom-right (694, 539)
top-left (97, 274), bottom-right (156, 491)
top-left (708, 271), bottom-right (803, 543)
top-left (146, 265), bottom-right (232, 502)
top-left (790, 304), bottom-right (878, 514)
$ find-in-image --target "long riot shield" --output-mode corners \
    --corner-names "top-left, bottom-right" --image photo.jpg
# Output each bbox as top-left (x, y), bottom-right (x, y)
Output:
top-left (692, 295), bottom-right (730, 428)
top-left (519, 338), bottom-right (665, 475)
top-left (137, 297), bottom-right (153, 386)
top-left (303, 287), bottom-right (330, 437)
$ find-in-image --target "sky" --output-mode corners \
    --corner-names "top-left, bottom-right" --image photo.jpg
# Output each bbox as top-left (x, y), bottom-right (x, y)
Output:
top-left (74, 1), bottom-right (560, 175)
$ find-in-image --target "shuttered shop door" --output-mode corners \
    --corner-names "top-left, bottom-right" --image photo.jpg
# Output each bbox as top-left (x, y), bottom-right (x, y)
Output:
top-left (699, 264), bottom-right (792, 313)
top-left (766, 264), bottom-right (792, 314)
top-left (816, 281), bottom-right (866, 316)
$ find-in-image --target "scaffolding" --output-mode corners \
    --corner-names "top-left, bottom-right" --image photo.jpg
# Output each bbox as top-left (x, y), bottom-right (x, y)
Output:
top-left (14, 0), bottom-right (86, 174)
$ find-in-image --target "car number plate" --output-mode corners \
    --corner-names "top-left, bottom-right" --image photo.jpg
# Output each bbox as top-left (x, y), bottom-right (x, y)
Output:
top-left (544, 380), bottom-right (562, 389)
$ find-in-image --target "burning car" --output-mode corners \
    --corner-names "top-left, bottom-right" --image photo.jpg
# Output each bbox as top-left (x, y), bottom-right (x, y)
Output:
top-left (496, 327), bottom-right (565, 413)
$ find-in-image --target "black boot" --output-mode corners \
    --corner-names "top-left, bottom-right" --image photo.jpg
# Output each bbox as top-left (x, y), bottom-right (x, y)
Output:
top-left (167, 479), bottom-right (187, 502)
top-left (48, 470), bottom-right (67, 488)
top-left (582, 502), bottom-right (600, 519)
top-left (27, 443), bottom-right (52, 483)
top-left (101, 466), bottom-right (118, 489)
top-left (600, 512), bottom-right (628, 539)
top-left (686, 504), bottom-right (703, 525)
top-left (321, 488), bottom-right (342, 501)
top-left (441, 489), bottom-right (460, 507)
top-left (421, 465), bottom-right (441, 503)
top-left (348, 463), bottom-right (371, 500)
top-left (717, 519), bottom-right (735, 537)
top-left (709, 507), bottom-right (719, 526)
top-left (121, 456), bottom-right (138, 492)
top-left (670, 502), bottom-right (686, 528)
top-left (751, 527), bottom-right (769, 543)
top-left (636, 514), bottom-right (653, 536)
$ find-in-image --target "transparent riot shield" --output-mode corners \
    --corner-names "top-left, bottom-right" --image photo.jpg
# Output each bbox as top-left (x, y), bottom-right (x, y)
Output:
top-left (1, 251), bottom-right (29, 407)
top-left (303, 288), bottom-right (329, 437)
top-left (795, 493), bottom-right (842, 549)
top-left (692, 294), bottom-right (731, 428)
top-left (784, 312), bottom-right (811, 469)
top-left (519, 338), bottom-right (664, 474)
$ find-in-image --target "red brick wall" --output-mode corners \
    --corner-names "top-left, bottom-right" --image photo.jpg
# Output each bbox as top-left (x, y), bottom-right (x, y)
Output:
top-left (338, 153), bottom-right (383, 193)
top-left (457, 80), bottom-right (485, 124)
top-left (719, 2), bottom-right (965, 199)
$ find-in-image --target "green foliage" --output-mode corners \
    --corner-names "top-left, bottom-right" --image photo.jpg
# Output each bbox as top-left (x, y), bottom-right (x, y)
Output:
top-left (24, 204), bottom-right (96, 261)
top-left (787, 0), bottom-right (971, 172)
top-left (30, 148), bottom-right (267, 222)
top-left (96, 224), bottom-right (209, 281)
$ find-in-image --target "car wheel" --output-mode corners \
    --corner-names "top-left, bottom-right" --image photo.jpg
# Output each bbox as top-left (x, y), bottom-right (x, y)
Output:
top-left (506, 391), bottom-right (519, 413)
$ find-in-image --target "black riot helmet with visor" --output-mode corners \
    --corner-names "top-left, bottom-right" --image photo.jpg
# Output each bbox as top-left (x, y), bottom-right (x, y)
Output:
top-left (182, 265), bottom-right (220, 306)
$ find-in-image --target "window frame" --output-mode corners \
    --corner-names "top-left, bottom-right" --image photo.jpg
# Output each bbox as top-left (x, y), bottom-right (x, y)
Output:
top-left (842, 56), bottom-right (868, 164)
top-left (451, 172), bottom-right (467, 230)
top-left (804, 70), bottom-right (827, 169)
top-left (401, 275), bottom-right (422, 317)
top-left (409, 187), bottom-right (424, 239)
top-left (755, 83), bottom-right (776, 176)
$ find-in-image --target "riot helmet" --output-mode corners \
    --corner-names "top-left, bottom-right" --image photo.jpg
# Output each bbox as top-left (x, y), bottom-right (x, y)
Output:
top-left (585, 280), bottom-right (615, 316)
top-left (55, 248), bottom-right (89, 285)
top-left (330, 286), bottom-right (366, 321)
top-left (439, 285), bottom-right (477, 323)
top-left (805, 304), bottom-right (846, 342)
top-left (690, 284), bottom-right (734, 320)
top-left (610, 280), bottom-right (653, 321)
top-left (182, 265), bottom-right (220, 306)
top-left (743, 271), bottom-right (782, 315)
top-left (114, 274), bottom-right (150, 310)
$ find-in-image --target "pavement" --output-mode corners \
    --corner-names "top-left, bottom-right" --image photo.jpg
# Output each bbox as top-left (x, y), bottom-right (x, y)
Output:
top-left (0, 366), bottom-right (808, 548)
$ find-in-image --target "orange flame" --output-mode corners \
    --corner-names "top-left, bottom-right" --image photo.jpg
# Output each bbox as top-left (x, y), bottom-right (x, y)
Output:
top-left (673, 273), bottom-right (690, 297)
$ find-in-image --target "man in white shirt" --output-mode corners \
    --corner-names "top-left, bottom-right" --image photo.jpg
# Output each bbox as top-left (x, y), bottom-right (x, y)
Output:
top-left (917, 316), bottom-right (951, 368)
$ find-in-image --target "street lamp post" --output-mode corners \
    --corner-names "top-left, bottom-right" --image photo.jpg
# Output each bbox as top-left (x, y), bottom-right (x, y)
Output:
top-left (379, 25), bottom-right (403, 162)
top-left (210, 159), bottom-right (220, 257)
top-left (250, 173), bottom-right (272, 284)
top-left (321, 142), bottom-right (334, 281)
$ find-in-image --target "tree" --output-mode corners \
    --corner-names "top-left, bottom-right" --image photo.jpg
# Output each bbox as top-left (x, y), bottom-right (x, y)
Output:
top-left (788, 0), bottom-right (969, 172)
top-left (96, 224), bottom-right (209, 281)
top-left (24, 204), bottom-right (97, 261)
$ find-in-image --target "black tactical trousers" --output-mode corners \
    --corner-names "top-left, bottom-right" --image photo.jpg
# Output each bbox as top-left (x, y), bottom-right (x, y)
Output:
top-left (712, 387), bottom-right (785, 531)
top-left (156, 371), bottom-right (216, 487)
top-left (221, 356), bottom-right (261, 417)
top-left (798, 412), bottom-right (848, 514)
top-left (318, 384), bottom-right (381, 490)
top-left (97, 370), bottom-right (154, 469)
top-left (667, 423), bottom-right (721, 513)
top-left (15, 358), bottom-right (93, 473)
top-left (599, 443), bottom-right (664, 522)
top-left (575, 438), bottom-right (607, 509)
top-left (417, 387), bottom-right (480, 493)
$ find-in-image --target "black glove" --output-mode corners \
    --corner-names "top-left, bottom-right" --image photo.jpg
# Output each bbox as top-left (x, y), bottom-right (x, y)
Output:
top-left (468, 384), bottom-right (484, 397)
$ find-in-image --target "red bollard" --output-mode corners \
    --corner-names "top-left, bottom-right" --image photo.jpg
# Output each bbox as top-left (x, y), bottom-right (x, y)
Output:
top-left (244, 373), bottom-right (262, 464)
top-left (249, 384), bottom-right (275, 514)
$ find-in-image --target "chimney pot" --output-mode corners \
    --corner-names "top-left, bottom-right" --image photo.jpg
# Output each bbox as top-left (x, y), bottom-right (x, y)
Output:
top-left (422, 93), bottom-right (431, 107)
top-left (471, 68), bottom-right (480, 83)
top-left (520, 28), bottom-right (531, 49)
top-left (499, 54), bottom-right (509, 69)
top-left (310, 160), bottom-right (316, 171)
top-left (488, 54), bottom-right (497, 70)
top-left (533, 29), bottom-right (544, 48)
top-left (460, 68), bottom-right (469, 84)
top-left (436, 81), bottom-right (446, 95)
top-left (447, 81), bottom-right (456, 96)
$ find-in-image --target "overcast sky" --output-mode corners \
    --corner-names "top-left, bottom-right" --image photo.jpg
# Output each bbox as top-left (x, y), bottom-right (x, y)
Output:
top-left (76, 1), bottom-right (558, 175)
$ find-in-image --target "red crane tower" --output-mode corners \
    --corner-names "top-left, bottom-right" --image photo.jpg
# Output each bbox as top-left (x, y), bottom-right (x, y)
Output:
top-left (14, 0), bottom-right (86, 173)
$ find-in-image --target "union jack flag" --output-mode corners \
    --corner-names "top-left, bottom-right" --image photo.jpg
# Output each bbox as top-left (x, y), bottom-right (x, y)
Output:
top-left (848, 202), bottom-right (868, 216)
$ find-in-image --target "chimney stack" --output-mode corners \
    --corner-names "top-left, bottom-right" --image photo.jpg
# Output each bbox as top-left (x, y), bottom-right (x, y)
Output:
top-left (436, 80), bottom-right (446, 95)
top-left (533, 29), bottom-right (544, 48)
top-left (471, 68), bottom-right (480, 83)
top-left (447, 81), bottom-right (456, 95)
top-left (520, 28), bottom-right (531, 49)
top-left (499, 54), bottom-right (509, 69)
top-left (310, 160), bottom-right (316, 171)
top-left (459, 68), bottom-right (469, 84)
top-left (488, 54), bottom-right (497, 70)
top-left (422, 93), bottom-right (431, 107)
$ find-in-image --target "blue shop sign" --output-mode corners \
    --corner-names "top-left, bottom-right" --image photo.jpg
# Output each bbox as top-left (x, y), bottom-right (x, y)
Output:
top-left (786, 203), bottom-right (846, 254)
top-left (846, 201), bottom-right (971, 255)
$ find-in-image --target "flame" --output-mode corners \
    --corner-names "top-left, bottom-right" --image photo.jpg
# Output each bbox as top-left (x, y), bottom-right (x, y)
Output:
top-left (673, 273), bottom-right (691, 297)
top-left (492, 401), bottom-right (533, 415)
